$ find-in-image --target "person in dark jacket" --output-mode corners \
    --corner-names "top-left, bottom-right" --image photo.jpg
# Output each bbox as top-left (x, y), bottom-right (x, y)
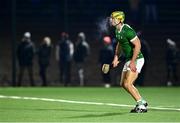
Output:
top-left (74, 32), bottom-right (90, 86)
top-left (99, 36), bottom-right (114, 88)
top-left (38, 37), bottom-right (52, 86)
top-left (17, 32), bottom-right (35, 86)
top-left (56, 32), bottom-right (74, 86)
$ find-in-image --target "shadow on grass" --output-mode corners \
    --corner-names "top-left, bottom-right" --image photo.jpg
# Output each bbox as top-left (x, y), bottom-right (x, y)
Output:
top-left (1, 107), bottom-right (179, 113)
top-left (65, 112), bottom-right (128, 119)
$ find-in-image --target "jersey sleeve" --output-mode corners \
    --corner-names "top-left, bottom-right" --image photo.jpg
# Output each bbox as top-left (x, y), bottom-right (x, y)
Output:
top-left (126, 26), bottom-right (138, 42)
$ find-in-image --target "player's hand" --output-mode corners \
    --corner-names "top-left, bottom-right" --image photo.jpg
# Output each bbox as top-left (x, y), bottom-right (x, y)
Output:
top-left (112, 56), bottom-right (120, 68)
top-left (129, 61), bottom-right (137, 72)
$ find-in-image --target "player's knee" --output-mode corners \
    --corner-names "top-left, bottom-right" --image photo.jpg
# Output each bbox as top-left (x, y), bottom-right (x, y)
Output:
top-left (122, 81), bottom-right (132, 89)
top-left (123, 82), bottom-right (129, 89)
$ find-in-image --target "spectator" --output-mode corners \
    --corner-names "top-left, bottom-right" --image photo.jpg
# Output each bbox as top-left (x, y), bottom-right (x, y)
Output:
top-left (166, 38), bottom-right (179, 86)
top-left (17, 32), bottom-right (35, 86)
top-left (37, 37), bottom-right (52, 86)
top-left (99, 36), bottom-right (114, 88)
top-left (74, 32), bottom-right (90, 86)
top-left (56, 32), bottom-right (74, 86)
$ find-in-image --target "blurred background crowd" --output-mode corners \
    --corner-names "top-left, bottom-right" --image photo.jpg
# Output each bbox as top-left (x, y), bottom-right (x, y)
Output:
top-left (0, 0), bottom-right (179, 87)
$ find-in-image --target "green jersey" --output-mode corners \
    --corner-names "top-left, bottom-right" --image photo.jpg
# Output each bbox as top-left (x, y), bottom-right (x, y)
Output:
top-left (115, 24), bottom-right (144, 61)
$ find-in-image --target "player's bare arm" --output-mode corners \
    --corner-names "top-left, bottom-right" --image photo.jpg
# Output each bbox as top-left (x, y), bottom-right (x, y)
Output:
top-left (102, 42), bottom-right (120, 73)
top-left (129, 37), bottom-right (141, 72)
top-left (112, 42), bottom-right (121, 67)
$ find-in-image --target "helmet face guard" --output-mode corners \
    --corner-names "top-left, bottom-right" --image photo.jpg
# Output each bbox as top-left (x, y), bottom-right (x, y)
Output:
top-left (110, 11), bottom-right (125, 26)
top-left (109, 17), bottom-right (121, 27)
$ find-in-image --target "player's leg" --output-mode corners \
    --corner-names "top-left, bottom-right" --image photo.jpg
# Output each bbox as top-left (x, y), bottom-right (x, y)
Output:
top-left (120, 58), bottom-right (147, 113)
top-left (121, 71), bottom-right (141, 101)
top-left (120, 71), bottom-right (126, 87)
top-left (121, 70), bottom-right (147, 113)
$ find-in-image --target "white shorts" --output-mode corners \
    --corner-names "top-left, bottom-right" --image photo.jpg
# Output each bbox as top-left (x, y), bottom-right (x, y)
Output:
top-left (122, 58), bottom-right (144, 73)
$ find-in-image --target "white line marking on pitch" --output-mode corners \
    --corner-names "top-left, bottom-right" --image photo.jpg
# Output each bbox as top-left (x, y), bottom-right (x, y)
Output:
top-left (0, 95), bottom-right (180, 111)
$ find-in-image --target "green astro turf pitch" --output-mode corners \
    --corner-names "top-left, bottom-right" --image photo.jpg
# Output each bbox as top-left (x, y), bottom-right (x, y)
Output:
top-left (0, 87), bottom-right (180, 122)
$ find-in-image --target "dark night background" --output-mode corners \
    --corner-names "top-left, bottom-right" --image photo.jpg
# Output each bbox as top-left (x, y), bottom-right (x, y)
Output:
top-left (0, 0), bottom-right (180, 86)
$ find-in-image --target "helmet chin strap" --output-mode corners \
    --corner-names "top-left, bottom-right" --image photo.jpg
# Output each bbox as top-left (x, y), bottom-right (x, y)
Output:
top-left (115, 21), bottom-right (122, 27)
top-left (114, 18), bottom-right (122, 27)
